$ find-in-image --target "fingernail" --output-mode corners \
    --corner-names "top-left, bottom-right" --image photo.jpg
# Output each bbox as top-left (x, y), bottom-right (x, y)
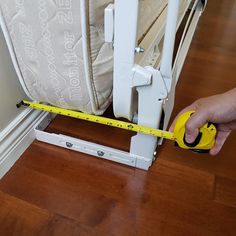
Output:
top-left (185, 134), bottom-right (195, 143)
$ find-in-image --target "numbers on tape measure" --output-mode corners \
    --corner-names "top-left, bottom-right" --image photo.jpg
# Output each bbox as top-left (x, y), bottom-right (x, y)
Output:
top-left (19, 100), bottom-right (176, 141)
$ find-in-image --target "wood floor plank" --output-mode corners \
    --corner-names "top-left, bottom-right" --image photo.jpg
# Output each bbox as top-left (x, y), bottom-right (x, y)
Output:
top-left (214, 176), bottom-right (236, 208)
top-left (0, 190), bottom-right (102, 236)
top-left (0, 165), bottom-right (118, 228)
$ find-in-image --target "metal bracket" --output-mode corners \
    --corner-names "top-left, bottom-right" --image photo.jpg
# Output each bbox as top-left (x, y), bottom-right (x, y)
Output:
top-left (132, 65), bottom-right (152, 88)
top-left (34, 128), bottom-right (153, 170)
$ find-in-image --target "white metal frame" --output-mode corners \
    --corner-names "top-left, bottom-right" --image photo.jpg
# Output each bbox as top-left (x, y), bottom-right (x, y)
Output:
top-left (112, 0), bottom-right (206, 167)
top-left (35, 127), bottom-right (152, 169)
top-left (13, 0), bottom-right (206, 170)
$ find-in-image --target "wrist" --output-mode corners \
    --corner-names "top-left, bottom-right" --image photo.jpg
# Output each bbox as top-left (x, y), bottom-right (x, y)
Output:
top-left (225, 88), bottom-right (236, 116)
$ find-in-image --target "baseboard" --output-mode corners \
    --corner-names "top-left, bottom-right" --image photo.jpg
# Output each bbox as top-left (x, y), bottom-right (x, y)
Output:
top-left (0, 109), bottom-right (52, 178)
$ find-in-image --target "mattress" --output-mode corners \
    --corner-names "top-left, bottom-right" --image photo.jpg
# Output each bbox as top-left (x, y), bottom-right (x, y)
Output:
top-left (0, 0), bottom-right (170, 114)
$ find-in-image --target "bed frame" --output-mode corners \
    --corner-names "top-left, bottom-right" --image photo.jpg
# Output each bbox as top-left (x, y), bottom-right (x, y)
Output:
top-left (12, 0), bottom-right (207, 170)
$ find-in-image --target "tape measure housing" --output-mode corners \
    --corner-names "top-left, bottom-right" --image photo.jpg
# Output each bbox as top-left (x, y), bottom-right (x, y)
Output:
top-left (173, 111), bottom-right (217, 150)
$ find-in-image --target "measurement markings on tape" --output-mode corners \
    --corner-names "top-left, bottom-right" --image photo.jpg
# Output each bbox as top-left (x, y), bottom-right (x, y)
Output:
top-left (17, 100), bottom-right (176, 141)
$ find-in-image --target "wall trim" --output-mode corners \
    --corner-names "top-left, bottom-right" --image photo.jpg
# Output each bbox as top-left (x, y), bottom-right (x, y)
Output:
top-left (0, 109), bottom-right (51, 178)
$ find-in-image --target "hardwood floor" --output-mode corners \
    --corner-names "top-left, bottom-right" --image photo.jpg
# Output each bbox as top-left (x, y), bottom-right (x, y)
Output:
top-left (1, 0), bottom-right (236, 235)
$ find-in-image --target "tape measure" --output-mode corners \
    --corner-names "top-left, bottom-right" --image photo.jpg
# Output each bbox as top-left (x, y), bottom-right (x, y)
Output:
top-left (17, 100), bottom-right (217, 152)
top-left (173, 111), bottom-right (217, 152)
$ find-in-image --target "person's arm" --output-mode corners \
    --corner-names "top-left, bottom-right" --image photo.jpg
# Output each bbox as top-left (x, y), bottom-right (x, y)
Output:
top-left (170, 88), bottom-right (236, 155)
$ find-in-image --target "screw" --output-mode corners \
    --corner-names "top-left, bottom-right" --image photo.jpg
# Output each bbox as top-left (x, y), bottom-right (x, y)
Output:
top-left (66, 142), bottom-right (73, 148)
top-left (97, 151), bottom-right (105, 157)
top-left (153, 152), bottom-right (157, 161)
top-left (135, 47), bottom-right (145, 53)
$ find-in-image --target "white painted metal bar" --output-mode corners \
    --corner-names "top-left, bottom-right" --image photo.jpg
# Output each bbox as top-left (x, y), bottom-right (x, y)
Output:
top-left (104, 4), bottom-right (114, 43)
top-left (35, 129), bottom-right (153, 170)
top-left (173, 0), bottom-right (205, 82)
top-left (160, 0), bottom-right (180, 89)
top-left (113, 0), bottom-right (139, 120)
top-left (130, 68), bottom-right (167, 160)
top-left (160, 0), bottom-right (206, 142)
top-left (129, 0), bottom-right (181, 160)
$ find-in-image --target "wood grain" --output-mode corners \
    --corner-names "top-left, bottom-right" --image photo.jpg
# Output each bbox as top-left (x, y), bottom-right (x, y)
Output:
top-left (0, 190), bottom-right (102, 236)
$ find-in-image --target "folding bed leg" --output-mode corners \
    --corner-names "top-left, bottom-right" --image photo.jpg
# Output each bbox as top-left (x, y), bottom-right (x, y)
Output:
top-left (130, 0), bottom-right (180, 165)
top-left (130, 68), bottom-right (168, 168)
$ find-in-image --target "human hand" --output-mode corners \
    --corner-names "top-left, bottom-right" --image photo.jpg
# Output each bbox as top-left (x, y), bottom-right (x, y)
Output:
top-left (169, 88), bottom-right (236, 155)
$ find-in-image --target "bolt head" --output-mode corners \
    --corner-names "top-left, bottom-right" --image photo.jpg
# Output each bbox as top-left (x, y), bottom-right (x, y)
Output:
top-left (135, 47), bottom-right (145, 53)
top-left (97, 151), bottom-right (105, 157)
top-left (66, 142), bottom-right (73, 148)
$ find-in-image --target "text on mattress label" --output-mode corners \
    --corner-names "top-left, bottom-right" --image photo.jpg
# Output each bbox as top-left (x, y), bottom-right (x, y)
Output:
top-left (19, 23), bottom-right (38, 60)
top-left (15, 0), bottom-right (25, 17)
top-left (56, 0), bottom-right (73, 24)
top-left (64, 31), bottom-right (83, 101)
top-left (38, 0), bottom-right (67, 107)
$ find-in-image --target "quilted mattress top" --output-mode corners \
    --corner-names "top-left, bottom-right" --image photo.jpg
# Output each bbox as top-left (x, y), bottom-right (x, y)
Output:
top-left (0, 0), bottom-right (168, 114)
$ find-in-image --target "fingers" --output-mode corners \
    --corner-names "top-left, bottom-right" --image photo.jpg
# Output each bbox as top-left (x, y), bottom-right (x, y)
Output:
top-left (169, 103), bottom-right (208, 144)
top-left (184, 110), bottom-right (209, 143)
top-left (209, 130), bottom-right (231, 155)
top-left (169, 104), bottom-right (210, 144)
top-left (169, 105), bottom-right (196, 132)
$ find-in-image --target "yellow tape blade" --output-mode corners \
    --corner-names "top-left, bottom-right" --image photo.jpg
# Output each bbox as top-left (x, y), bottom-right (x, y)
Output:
top-left (22, 100), bottom-right (175, 141)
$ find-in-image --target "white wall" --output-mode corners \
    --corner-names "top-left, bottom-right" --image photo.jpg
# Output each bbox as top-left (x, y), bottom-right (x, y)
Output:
top-left (0, 27), bottom-right (28, 134)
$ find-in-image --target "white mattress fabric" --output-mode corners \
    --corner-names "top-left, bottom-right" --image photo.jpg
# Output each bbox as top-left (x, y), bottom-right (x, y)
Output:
top-left (0, 0), bottom-right (168, 114)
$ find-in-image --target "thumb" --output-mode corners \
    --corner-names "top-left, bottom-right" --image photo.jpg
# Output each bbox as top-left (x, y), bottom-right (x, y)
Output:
top-left (185, 111), bottom-right (208, 143)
